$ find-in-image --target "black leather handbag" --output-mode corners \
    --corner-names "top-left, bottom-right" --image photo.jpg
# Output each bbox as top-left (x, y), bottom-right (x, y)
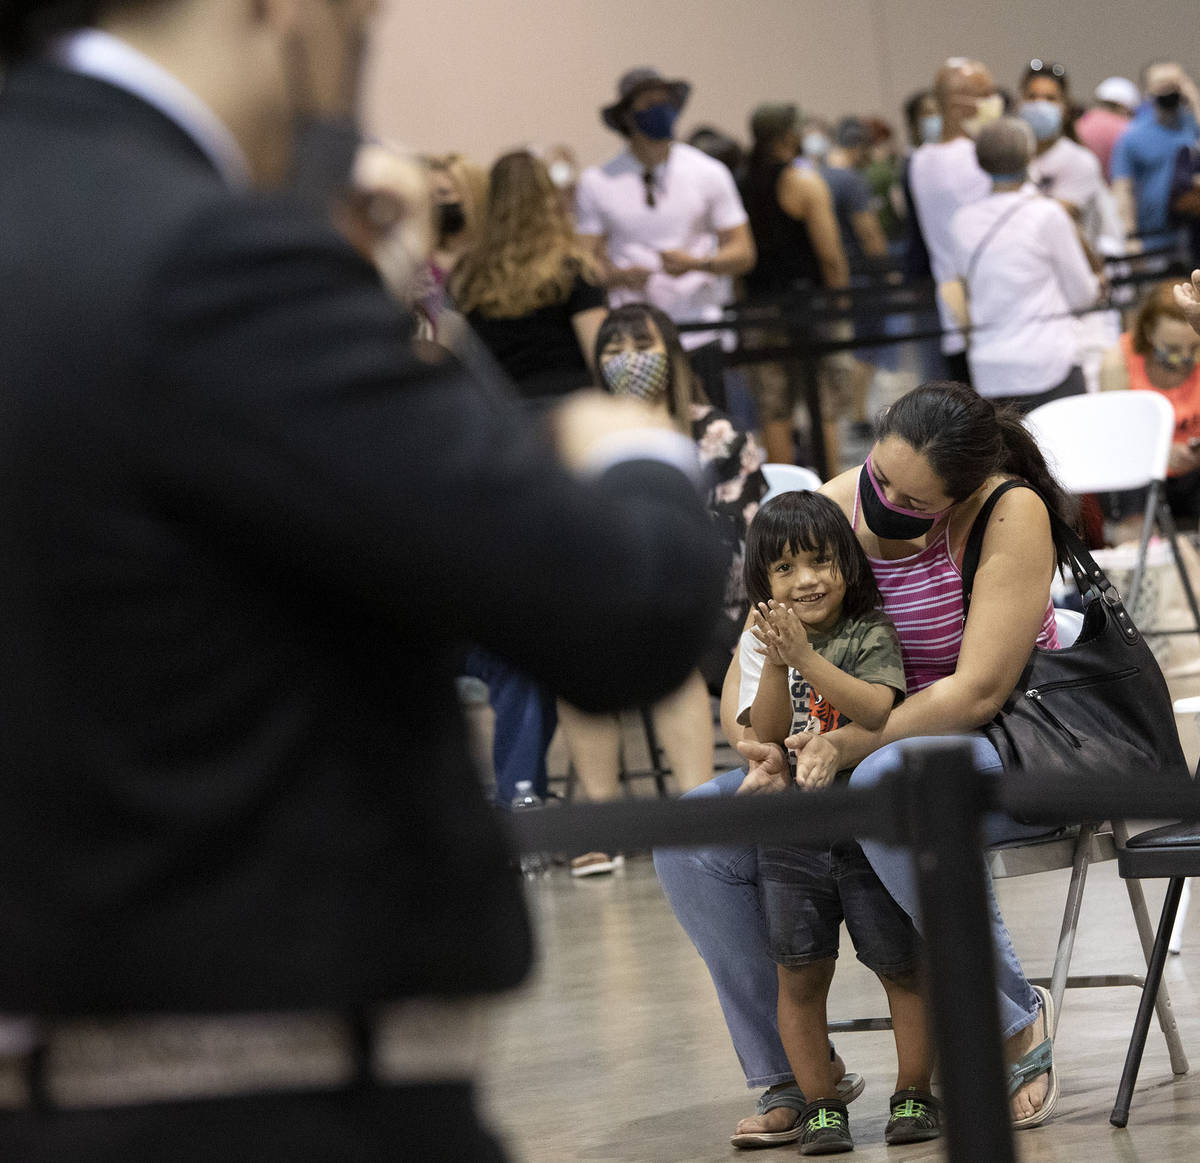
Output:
top-left (961, 481), bottom-right (1190, 824)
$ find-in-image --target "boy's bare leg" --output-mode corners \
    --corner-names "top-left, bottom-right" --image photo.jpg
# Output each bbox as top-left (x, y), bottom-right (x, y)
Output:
top-left (880, 970), bottom-right (933, 1092)
top-left (776, 960), bottom-right (839, 1099)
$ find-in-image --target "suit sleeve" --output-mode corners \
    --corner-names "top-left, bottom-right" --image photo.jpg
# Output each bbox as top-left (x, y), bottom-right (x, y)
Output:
top-left (141, 198), bottom-right (727, 713)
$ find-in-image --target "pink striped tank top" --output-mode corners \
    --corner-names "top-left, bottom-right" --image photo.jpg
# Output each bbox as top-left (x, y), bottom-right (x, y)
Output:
top-left (852, 483), bottom-right (1059, 694)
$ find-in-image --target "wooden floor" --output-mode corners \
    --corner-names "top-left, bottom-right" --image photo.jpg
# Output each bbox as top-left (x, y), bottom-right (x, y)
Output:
top-left (478, 845), bottom-right (1200, 1162)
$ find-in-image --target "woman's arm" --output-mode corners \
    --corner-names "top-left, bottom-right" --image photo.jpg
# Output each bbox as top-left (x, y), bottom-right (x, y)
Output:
top-left (778, 168), bottom-right (850, 289)
top-left (1044, 205), bottom-right (1100, 312)
top-left (794, 488), bottom-right (1057, 781)
top-left (570, 305), bottom-right (607, 377)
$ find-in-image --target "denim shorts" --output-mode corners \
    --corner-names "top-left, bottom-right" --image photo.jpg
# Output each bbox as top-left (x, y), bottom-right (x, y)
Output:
top-left (758, 837), bottom-right (920, 977)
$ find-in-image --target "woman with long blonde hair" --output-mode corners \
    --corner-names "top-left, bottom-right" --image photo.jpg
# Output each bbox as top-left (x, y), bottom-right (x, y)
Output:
top-left (451, 150), bottom-right (607, 400)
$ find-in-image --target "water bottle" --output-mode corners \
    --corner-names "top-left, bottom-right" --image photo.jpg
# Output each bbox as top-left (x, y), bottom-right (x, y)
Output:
top-left (511, 780), bottom-right (549, 879)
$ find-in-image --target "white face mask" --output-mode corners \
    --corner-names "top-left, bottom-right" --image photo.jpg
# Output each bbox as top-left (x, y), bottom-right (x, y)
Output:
top-left (802, 133), bottom-right (830, 160)
top-left (963, 93), bottom-right (1004, 138)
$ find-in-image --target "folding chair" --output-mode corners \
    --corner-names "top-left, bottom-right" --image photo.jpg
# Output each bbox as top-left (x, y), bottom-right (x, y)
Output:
top-left (1109, 812), bottom-right (1200, 1125)
top-left (1024, 391), bottom-right (1200, 634)
top-left (761, 462), bottom-right (823, 502)
top-left (827, 609), bottom-right (1188, 1067)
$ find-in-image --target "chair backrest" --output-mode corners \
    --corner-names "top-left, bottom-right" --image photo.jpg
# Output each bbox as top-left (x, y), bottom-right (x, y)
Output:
top-left (761, 463), bottom-right (823, 502)
top-left (1054, 607), bottom-right (1085, 647)
top-left (1024, 391), bottom-right (1174, 493)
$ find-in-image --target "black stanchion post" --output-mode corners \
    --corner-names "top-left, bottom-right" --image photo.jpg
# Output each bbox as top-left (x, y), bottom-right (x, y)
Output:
top-left (904, 740), bottom-right (1015, 1163)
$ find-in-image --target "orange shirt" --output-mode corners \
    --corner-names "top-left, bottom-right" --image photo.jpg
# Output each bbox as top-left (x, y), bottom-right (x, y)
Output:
top-left (1121, 332), bottom-right (1200, 476)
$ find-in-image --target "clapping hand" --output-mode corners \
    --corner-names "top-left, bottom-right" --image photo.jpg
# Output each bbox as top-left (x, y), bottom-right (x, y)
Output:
top-left (1174, 271), bottom-right (1200, 338)
top-left (751, 600), bottom-right (813, 670)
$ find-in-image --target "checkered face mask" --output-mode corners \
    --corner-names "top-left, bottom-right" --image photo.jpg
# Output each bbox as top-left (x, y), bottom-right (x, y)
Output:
top-left (600, 350), bottom-right (670, 402)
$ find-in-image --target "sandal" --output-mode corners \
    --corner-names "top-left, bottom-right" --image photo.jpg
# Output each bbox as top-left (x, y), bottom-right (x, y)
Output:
top-left (885, 1087), bottom-right (941, 1145)
top-left (569, 852), bottom-right (625, 877)
top-left (1010, 984), bottom-right (1059, 1129)
top-left (797, 1098), bottom-right (853, 1156)
top-left (729, 1073), bottom-right (864, 1149)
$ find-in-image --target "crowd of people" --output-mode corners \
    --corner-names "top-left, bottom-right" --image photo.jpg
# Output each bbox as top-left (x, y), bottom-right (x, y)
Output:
top-left (5, 0), bottom-right (1200, 1156)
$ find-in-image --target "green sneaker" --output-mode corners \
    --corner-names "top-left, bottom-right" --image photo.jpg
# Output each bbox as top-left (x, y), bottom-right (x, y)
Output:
top-left (885, 1088), bottom-right (942, 1145)
top-left (797, 1098), bottom-right (853, 1155)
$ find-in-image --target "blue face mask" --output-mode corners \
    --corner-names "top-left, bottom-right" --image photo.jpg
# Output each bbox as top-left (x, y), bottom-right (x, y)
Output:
top-left (632, 102), bottom-right (678, 141)
top-left (918, 113), bottom-right (943, 144)
top-left (1019, 100), bottom-right (1063, 142)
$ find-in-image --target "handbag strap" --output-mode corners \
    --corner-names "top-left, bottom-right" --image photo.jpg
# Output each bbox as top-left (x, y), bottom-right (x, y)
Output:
top-left (960, 479), bottom-right (1140, 644)
top-left (964, 194), bottom-right (1037, 284)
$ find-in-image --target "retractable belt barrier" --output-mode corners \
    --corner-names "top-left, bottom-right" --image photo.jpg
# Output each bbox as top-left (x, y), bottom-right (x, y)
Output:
top-left (506, 739), bottom-right (1200, 1163)
top-left (673, 245), bottom-right (1191, 477)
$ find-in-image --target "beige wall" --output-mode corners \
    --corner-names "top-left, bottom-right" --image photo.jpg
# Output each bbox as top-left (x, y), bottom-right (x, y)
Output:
top-left (363, 1), bottom-right (1200, 170)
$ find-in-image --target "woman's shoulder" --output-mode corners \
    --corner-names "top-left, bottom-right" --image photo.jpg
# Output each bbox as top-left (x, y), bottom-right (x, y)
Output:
top-left (819, 465), bottom-right (860, 518)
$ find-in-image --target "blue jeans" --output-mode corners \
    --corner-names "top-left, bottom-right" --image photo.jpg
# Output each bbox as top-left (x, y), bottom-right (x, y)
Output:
top-left (463, 650), bottom-right (556, 805)
top-left (653, 736), bottom-right (1049, 1088)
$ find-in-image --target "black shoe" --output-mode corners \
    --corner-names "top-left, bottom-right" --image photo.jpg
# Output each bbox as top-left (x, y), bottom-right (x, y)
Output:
top-left (797, 1098), bottom-right (853, 1155)
top-left (885, 1088), bottom-right (941, 1145)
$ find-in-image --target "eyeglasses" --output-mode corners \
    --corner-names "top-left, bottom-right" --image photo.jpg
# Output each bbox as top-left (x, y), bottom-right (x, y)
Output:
top-left (1027, 59), bottom-right (1067, 82)
top-left (642, 168), bottom-right (656, 208)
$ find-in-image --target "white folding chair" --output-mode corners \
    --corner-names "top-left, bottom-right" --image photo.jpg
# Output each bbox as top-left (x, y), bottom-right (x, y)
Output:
top-left (760, 462), bottom-right (822, 502)
top-left (1025, 391), bottom-right (1200, 631)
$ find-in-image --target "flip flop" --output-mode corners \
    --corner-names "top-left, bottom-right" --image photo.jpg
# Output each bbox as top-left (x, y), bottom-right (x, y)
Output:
top-left (1010, 984), bottom-right (1059, 1129)
top-left (729, 1074), bottom-right (865, 1149)
top-left (569, 852), bottom-right (625, 878)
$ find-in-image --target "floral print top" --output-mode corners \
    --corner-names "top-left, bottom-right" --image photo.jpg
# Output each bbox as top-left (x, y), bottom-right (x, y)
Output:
top-left (690, 404), bottom-right (767, 626)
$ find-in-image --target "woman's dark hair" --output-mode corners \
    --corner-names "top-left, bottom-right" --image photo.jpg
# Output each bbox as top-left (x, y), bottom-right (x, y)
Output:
top-left (594, 302), bottom-right (705, 421)
top-left (744, 491), bottom-right (881, 619)
top-left (875, 381), bottom-right (1078, 557)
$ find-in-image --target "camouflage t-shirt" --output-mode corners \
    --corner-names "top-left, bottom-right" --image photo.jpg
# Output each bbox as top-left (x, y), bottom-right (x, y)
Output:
top-left (785, 609), bottom-right (906, 739)
top-left (737, 608), bottom-right (907, 740)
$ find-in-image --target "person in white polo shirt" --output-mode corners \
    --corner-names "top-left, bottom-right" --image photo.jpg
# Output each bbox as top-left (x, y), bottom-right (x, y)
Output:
top-left (907, 58), bottom-right (998, 384)
top-left (576, 67), bottom-right (756, 405)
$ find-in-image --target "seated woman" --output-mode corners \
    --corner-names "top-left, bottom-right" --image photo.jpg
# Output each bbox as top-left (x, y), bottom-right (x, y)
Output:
top-left (560, 303), bottom-right (766, 875)
top-left (656, 382), bottom-right (1068, 1144)
top-left (1100, 281), bottom-right (1200, 527)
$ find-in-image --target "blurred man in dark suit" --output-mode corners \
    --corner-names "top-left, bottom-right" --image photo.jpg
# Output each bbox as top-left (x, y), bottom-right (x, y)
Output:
top-left (0, 2), bottom-right (726, 1158)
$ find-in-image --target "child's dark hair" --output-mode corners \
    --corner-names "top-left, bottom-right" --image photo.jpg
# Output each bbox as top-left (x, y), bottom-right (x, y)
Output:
top-left (744, 491), bottom-right (881, 619)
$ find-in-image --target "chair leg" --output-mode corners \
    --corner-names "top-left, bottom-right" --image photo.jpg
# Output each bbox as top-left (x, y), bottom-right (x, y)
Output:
top-left (1170, 879), bottom-right (1192, 954)
top-left (1111, 877), bottom-right (1187, 1127)
top-left (1158, 501), bottom-right (1200, 635)
top-left (1127, 481), bottom-right (1160, 610)
top-left (638, 706), bottom-right (670, 798)
top-left (1114, 822), bottom-right (1190, 1076)
top-left (1047, 824), bottom-right (1097, 1037)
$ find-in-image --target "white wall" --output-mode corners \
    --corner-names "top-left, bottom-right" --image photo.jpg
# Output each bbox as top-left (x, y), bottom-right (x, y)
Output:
top-left (363, 1), bottom-right (1200, 168)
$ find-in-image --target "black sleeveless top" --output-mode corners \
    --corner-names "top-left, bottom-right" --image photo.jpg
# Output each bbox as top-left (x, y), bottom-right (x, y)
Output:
top-left (741, 159), bottom-right (824, 300)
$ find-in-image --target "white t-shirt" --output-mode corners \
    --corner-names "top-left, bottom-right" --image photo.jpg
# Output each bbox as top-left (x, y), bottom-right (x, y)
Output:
top-left (908, 138), bottom-right (992, 355)
top-left (949, 188), bottom-right (1099, 398)
top-left (575, 141), bottom-right (748, 349)
top-left (1028, 136), bottom-right (1124, 254)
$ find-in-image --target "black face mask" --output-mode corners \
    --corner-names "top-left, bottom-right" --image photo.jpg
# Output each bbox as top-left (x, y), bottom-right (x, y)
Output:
top-left (438, 202), bottom-right (466, 236)
top-left (858, 459), bottom-right (946, 540)
top-left (1156, 90), bottom-right (1183, 113)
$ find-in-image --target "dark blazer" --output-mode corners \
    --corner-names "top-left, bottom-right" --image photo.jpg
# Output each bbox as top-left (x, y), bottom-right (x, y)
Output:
top-left (0, 64), bottom-right (726, 1015)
